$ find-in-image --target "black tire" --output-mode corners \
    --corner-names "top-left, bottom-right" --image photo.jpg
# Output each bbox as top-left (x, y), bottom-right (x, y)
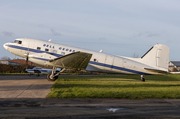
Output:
top-left (47, 72), bottom-right (58, 81)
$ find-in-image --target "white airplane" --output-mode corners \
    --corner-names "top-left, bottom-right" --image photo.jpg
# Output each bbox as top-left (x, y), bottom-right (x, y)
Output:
top-left (3, 38), bottom-right (169, 81)
top-left (25, 67), bottom-right (61, 76)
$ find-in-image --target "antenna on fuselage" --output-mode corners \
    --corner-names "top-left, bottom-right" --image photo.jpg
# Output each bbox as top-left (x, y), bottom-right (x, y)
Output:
top-left (48, 39), bottom-right (51, 42)
top-left (99, 50), bottom-right (103, 53)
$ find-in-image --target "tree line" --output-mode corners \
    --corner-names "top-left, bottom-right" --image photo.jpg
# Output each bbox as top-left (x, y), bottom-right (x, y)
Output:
top-left (0, 56), bottom-right (32, 73)
top-left (0, 64), bottom-right (33, 73)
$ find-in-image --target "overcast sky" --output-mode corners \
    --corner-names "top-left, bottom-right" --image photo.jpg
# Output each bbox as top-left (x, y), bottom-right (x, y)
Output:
top-left (1, 0), bottom-right (180, 60)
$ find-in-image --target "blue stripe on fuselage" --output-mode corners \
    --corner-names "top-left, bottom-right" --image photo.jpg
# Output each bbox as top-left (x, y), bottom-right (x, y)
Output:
top-left (7, 45), bottom-right (62, 57)
top-left (7, 44), bottom-right (149, 75)
top-left (89, 61), bottom-right (149, 75)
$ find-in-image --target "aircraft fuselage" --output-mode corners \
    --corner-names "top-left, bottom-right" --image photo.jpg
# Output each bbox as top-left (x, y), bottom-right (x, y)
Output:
top-left (3, 38), bottom-right (169, 75)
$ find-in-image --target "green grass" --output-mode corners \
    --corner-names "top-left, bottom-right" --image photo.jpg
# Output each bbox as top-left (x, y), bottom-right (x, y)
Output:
top-left (47, 74), bottom-right (180, 99)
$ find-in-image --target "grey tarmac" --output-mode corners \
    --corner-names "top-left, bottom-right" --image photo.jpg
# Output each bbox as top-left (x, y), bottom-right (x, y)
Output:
top-left (1, 75), bottom-right (180, 119)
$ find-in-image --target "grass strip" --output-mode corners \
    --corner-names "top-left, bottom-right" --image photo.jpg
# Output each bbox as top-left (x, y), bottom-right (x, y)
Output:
top-left (47, 74), bottom-right (180, 99)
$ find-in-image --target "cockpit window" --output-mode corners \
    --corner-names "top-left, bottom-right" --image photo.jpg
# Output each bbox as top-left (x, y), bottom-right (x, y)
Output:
top-left (18, 41), bottom-right (22, 44)
top-left (14, 40), bottom-right (19, 43)
top-left (13, 40), bottom-right (22, 44)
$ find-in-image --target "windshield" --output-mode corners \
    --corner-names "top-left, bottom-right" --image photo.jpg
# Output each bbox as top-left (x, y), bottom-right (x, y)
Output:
top-left (13, 40), bottom-right (22, 44)
top-left (14, 40), bottom-right (19, 43)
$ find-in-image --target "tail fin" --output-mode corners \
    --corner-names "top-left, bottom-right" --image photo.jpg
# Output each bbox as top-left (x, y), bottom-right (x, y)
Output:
top-left (141, 44), bottom-right (169, 70)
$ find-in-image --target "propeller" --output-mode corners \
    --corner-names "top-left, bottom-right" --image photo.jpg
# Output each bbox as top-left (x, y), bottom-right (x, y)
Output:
top-left (24, 47), bottom-right (30, 67)
top-left (24, 53), bottom-right (29, 67)
top-left (26, 53), bottom-right (29, 62)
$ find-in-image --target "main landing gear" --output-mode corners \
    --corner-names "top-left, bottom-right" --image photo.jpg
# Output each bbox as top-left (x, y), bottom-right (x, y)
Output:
top-left (141, 75), bottom-right (145, 82)
top-left (47, 67), bottom-right (65, 81)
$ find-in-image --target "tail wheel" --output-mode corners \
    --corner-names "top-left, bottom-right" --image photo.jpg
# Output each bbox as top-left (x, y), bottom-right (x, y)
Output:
top-left (141, 77), bottom-right (145, 82)
top-left (141, 75), bottom-right (145, 82)
top-left (47, 72), bottom-right (58, 81)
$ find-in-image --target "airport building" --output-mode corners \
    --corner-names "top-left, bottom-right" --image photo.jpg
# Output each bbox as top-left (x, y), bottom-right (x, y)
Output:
top-left (169, 61), bottom-right (180, 72)
top-left (0, 59), bottom-right (32, 65)
top-left (0, 60), bottom-right (21, 65)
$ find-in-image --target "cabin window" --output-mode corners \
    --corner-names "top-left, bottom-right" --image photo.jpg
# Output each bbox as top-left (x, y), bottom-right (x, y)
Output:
top-left (73, 50), bottom-right (75, 52)
top-left (61, 52), bottom-right (65, 55)
top-left (59, 47), bottom-right (62, 50)
top-left (37, 47), bottom-right (41, 50)
top-left (62, 48), bottom-right (65, 51)
top-left (53, 50), bottom-right (57, 53)
top-left (45, 49), bottom-right (49, 52)
top-left (66, 49), bottom-right (69, 51)
top-left (69, 49), bottom-right (72, 52)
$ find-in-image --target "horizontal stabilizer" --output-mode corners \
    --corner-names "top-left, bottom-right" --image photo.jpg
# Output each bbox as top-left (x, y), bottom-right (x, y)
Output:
top-left (144, 68), bottom-right (168, 73)
top-left (49, 51), bottom-right (92, 70)
top-left (170, 72), bottom-right (180, 74)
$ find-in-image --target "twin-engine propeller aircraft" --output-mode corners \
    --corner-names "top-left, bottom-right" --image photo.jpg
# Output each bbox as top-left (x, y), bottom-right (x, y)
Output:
top-left (3, 38), bottom-right (169, 81)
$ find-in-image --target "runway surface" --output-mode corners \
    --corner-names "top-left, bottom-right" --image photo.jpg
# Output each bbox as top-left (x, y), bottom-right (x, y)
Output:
top-left (0, 75), bottom-right (54, 98)
top-left (1, 75), bottom-right (180, 119)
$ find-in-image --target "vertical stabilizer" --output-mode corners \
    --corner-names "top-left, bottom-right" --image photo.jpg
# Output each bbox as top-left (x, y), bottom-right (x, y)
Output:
top-left (141, 44), bottom-right (169, 70)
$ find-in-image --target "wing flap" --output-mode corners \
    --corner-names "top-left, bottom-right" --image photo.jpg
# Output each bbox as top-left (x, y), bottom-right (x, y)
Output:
top-left (49, 51), bottom-right (92, 70)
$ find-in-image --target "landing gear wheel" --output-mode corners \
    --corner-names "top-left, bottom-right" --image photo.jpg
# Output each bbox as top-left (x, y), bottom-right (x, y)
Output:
top-left (141, 77), bottom-right (145, 82)
top-left (47, 72), bottom-right (58, 81)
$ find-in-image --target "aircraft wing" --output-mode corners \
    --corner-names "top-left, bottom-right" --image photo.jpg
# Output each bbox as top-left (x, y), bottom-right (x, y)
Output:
top-left (49, 51), bottom-right (92, 70)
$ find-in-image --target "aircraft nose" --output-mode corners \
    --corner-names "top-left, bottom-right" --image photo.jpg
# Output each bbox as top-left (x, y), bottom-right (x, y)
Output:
top-left (3, 43), bottom-right (8, 50)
